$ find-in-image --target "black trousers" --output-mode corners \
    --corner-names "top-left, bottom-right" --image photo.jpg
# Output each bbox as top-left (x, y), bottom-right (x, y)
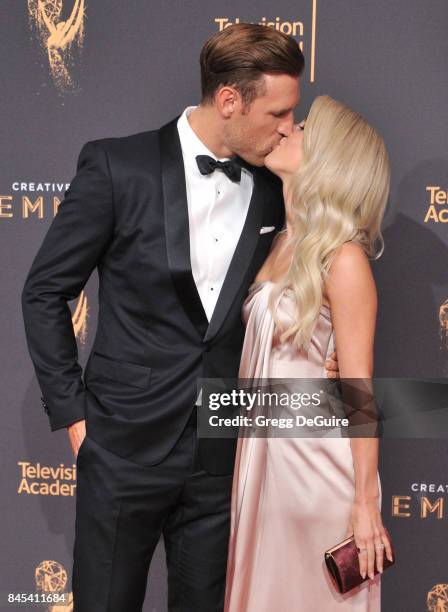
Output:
top-left (72, 412), bottom-right (233, 611)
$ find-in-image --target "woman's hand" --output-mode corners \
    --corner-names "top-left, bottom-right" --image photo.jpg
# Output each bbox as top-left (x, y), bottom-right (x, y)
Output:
top-left (346, 499), bottom-right (393, 580)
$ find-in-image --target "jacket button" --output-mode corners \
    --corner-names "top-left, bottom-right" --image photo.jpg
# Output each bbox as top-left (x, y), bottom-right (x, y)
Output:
top-left (40, 397), bottom-right (49, 413)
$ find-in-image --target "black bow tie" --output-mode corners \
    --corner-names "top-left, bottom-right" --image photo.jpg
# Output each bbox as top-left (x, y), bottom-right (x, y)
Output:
top-left (196, 155), bottom-right (242, 183)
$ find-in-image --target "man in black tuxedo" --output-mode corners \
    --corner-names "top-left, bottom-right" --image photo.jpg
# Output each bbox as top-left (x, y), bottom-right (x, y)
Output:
top-left (22, 24), bottom-right (338, 612)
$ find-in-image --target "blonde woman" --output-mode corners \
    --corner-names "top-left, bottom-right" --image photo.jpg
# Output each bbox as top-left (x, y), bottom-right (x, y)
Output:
top-left (224, 96), bottom-right (394, 611)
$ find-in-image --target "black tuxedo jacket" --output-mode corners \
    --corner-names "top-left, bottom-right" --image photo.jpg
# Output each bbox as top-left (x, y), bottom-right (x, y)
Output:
top-left (21, 116), bottom-right (284, 475)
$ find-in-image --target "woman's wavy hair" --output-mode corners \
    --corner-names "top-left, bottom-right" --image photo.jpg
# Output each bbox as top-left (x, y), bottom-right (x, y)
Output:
top-left (270, 95), bottom-right (390, 349)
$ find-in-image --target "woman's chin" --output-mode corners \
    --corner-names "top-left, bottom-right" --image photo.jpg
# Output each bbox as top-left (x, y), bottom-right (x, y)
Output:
top-left (263, 154), bottom-right (280, 175)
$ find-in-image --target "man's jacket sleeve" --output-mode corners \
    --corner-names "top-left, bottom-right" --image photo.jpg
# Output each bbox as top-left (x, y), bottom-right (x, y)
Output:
top-left (21, 140), bottom-right (115, 431)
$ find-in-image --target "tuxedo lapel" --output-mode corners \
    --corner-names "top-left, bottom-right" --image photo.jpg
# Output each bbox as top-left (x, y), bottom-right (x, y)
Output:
top-left (159, 118), bottom-right (209, 339)
top-left (204, 167), bottom-right (266, 343)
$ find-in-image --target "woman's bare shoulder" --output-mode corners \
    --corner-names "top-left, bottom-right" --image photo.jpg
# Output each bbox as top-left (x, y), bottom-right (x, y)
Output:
top-left (326, 242), bottom-right (376, 305)
top-left (331, 241), bottom-right (369, 270)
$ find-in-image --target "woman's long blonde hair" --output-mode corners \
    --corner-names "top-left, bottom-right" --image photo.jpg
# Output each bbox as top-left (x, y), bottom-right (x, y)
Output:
top-left (270, 95), bottom-right (390, 349)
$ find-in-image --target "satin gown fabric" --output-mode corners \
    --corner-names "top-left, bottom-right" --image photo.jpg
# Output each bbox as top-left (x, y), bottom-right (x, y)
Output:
top-left (224, 281), bottom-right (382, 611)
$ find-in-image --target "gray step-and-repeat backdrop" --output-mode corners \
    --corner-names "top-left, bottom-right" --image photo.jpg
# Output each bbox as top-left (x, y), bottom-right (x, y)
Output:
top-left (1, 1), bottom-right (447, 611)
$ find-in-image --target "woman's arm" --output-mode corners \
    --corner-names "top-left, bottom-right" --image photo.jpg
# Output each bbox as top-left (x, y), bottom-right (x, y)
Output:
top-left (325, 242), bottom-right (393, 579)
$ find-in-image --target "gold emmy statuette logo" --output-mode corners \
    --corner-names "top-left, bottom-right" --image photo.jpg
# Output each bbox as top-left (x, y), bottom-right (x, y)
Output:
top-left (73, 289), bottom-right (88, 344)
top-left (28, 0), bottom-right (85, 92)
top-left (439, 300), bottom-right (448, 348)
top-left (427, 584), bottom-right (448, 611)
top-left (35, 560), bottom-right (73, 611)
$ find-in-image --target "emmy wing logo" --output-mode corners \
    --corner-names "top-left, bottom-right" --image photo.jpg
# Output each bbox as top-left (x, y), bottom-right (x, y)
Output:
top-left (28, 0), bottom-right (85, 92)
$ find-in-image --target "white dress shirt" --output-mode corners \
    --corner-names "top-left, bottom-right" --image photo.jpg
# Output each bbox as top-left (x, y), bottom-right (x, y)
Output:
top-left (177, 106), bottom-right (254, 321)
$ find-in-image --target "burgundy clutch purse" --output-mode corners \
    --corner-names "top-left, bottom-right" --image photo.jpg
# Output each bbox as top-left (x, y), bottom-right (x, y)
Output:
top-left (324, 531), bottom-right (395, 594)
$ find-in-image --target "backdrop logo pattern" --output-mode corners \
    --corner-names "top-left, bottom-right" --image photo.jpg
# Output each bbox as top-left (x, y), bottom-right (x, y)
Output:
top-left (214, 0), bottom-right (318, 82)
top-left (1, 179), bottom-right (89, 342)
top-left (391, 483), bottom-right (447, 519)
top-left (73, 290), bottom-right (88, 343)
top-left (427, 584), bottom-right (448, 611)
top-left (27, 0), bottom-right (85, 92)
top-left (35, 560), bottom-right (73, 611)
top-left (17, 460), bottom-right (77, 496)
top-left (1, 182), bottom-right (69, 220)
top-left (439, 300), bottom-right (448, 352)
top-left (424, 186), bottom-right (448, 223)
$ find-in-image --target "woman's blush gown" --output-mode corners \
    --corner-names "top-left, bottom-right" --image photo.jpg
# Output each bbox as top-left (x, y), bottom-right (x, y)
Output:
top-left (224, 281), bottom-right (382, 612)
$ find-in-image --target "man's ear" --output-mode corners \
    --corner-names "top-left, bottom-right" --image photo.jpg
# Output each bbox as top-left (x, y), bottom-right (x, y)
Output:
top-left (215, 86), bottom-right (239, 119)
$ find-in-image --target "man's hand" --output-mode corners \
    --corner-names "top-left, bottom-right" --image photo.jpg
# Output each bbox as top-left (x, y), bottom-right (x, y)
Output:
top-left (325, 350), bottom-right (339, 379)
top-left (67, 419), bottom-right (86, 457)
